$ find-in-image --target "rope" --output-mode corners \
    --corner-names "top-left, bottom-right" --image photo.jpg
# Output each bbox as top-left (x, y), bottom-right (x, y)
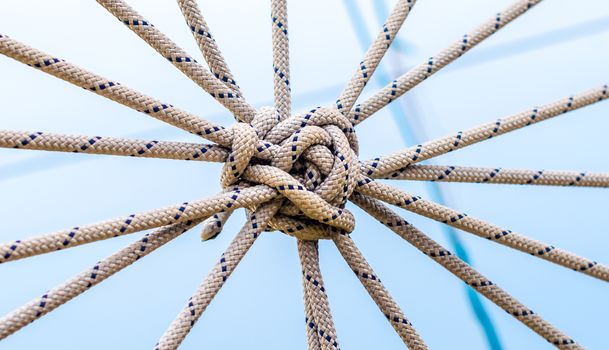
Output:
top-left (0, 130), bottom-right (229, 163)
top-left (297, 240), bottom-right (340, 350)
top-left (271, 0), bottom-right (291, 119)
top-left (351, 193), bottom-right (582, 349)
top-left (344, 2), bottom-right (503, 346)
top-left (357, 178), bottom-right (609, 282)
top-left (350, 0), bottom-right (543, 125)
top-left (177, 0), bottom-right (243, 95)
top-left (0, 219), bottom-right (202, 340)
top-left (0, 0), bottom-right (607, 348)
top-left (362, 84), bottom-right (609, 179)
top-left (386, 164), bottom-right (609, 188)
top-left (154, 201), bottom-right (281, 350)
top-left (0, 34), bottom-right (233, 145)
top-left (0, 185), bottom-right (276, 263)
top-left (96, 0), bottom-right (256, 122)
top-left (336, 0), bottom-right (416, 114)
top-left (333, 233), bottom-right (428, 349)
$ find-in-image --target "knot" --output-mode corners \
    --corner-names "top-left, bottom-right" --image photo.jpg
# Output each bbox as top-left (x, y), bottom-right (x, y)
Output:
top-left (209, 106), bottom-right (360, 240)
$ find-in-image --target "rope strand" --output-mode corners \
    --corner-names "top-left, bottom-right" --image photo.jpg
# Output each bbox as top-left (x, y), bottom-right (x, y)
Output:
top-left (361, 84), bottom-right (609, 179)
top-left (0, 130), bottom-right (228, 163)
top-left (96, 0), bottom-right (256, 122)
top-left (271, 0), bottom-right (292, 119)
top-left (351, 193), bottom-right (582, 349)
top-left (333, 233), bottom-right (428, 349)
top-left (0, 34), bottom-right (233, 145)
top-left (336, 0), bottom-right (416, 114)
top-left (177, 0), bottom-right (243, 95)
top-left (0, 220), bottom-right (201, 340)
top-left (357, 178), bottom-right (609, 282)
top-left (0, 185), bottom-right (277, 263)
top-left (385, 164), bottom-right (609, 188)
top-left (298, 240), bottom-right (340, 350)
top-left (350, 0), bottom-right (543, 125)
top-left (154, 202), bottom-right (281, 350)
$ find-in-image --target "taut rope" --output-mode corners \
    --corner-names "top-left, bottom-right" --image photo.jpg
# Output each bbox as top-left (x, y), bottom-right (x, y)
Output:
top-left (0, 0), bottom-right (605, 348)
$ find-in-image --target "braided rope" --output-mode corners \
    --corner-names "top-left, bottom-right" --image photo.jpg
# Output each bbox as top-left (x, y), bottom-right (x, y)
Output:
top-left (0, 34), bottom-right (233, 145)
top-left (297, 240), bottom-right (340, 350)
top-left (0, 130), bottom-right (228, 163)
top-left (333, 233), bottom-right (428, 349)
top-left (271, 0), bottom-right (291, 119)
top-left (362, 84), bottom-right (609, 179)
top-left (177, 0), bottom-right (243, 95)
top-left (303, 286), bottom-right (323, 350)
top-left (350, 0), bottom-right (543, 125)
top-left (336, 0), bottom-right (416, 114)
top-left (96, 0), bottom-right (256, 122)
top-left (0, 219), bottom-right (202, 340)
top-left (351, 193), bottom-right (582, 349)
top-left (155, 202), bottom-right (281, 350)
top-left (357, 178), bottom-right (609, 282)
top-left (0, 185), bottom-right (276, 263)
top-left (386, 164), bottom-right (609, 188)
top-left (0, 33), bottom-right (363, 176)
top-left (0, 0), bottom-right (607, 347)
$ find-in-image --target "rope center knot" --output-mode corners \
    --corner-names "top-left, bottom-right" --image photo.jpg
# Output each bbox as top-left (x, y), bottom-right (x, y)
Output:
top-left (219, 106), bottom-right (360, 239)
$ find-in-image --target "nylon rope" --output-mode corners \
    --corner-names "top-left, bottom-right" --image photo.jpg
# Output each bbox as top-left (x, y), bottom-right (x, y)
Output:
top-left (349, 0), bottom-right (543, 125)
top-left (352, 193), bottom-right (581, 350)
top-left (343, 0), bottom-right (504, 347)
top-left (0, 0), bottom-right (606, 348)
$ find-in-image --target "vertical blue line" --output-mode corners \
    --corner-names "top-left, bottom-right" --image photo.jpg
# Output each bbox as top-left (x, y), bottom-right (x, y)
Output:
top-left (342, 1), bottom-right (503, 349)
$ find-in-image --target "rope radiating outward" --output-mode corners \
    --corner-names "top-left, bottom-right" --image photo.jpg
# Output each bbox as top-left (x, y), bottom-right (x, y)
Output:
top-left (333, 233), bottom-right (428, 349)
top-left (177, 0), bottom-right (243, 95)
top-left (271, 0), bottom-right (292, 119)
top-left (298, 240), bottom-right (341, 350)
top-left (350, 0), bottom-right (543, 125)
top-left (0, 34), bottom-right (234, 145)
top-left (155, 202), bottom-right (281, 350)
top-left (0, 219), bottom-right (203, 340)
top-left (357, 178), bottom-right (609, 282)
top-left (336, 0), bottom-right (416, 114)
top-left (96, 0), bottom-right (256, 122)
top-left (351, 193), bottom-right (582, 350)
top-left (386, 164), bottom-right (609, 188)
top-left (361, 84), bottom-right (609, 179)
top-left (0, 185), bottom-right (276, 263)
top-left (0, 130), bottom-right (229, 163)
top-left (0, 0), bottom-right (608, 348)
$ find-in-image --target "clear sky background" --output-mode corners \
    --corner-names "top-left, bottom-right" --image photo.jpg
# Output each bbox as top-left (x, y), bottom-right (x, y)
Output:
top-left (1, 0), bottom-right (608, 349)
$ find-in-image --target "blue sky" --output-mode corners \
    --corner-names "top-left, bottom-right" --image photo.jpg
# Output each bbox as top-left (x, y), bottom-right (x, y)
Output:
top-left (1, 0), bottom-right (608, 349)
